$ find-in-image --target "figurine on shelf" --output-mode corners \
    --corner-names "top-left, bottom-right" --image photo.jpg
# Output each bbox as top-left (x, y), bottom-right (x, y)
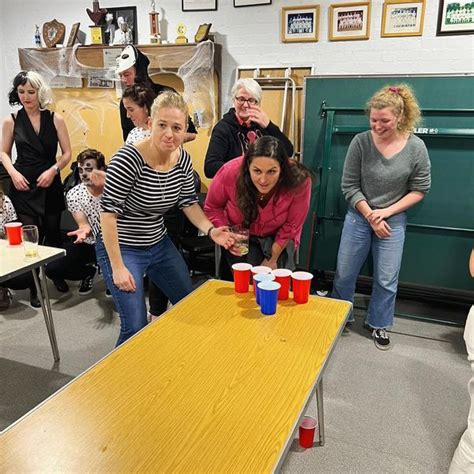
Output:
top-left (35, 25), bottom-right (42, 48)
top-left (86, 0), bottom-right (107, 26)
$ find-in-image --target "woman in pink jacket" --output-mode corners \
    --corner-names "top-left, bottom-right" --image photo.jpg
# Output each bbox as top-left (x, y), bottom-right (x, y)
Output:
top-left (204, 136), bottom-right (311, 274)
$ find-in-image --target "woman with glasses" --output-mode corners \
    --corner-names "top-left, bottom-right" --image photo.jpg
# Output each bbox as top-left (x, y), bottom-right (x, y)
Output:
top-left (204, 78), bottom-right (293, 178)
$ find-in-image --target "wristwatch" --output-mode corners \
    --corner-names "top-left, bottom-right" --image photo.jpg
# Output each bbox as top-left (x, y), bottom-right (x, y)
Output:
top-left (53, 164), bottom-right (60, 174)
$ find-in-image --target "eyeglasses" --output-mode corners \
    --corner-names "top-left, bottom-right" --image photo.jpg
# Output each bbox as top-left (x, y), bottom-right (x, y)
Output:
top-left (234, 96), bottom-right (258, 106)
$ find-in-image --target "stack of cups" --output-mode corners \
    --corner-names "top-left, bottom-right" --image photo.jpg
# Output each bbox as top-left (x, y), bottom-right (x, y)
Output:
top-left (253, 273), bottom-right (275, 305)
top-left (231, 263), bottom-right (252, 293)
top-left (291, 271), bottom-right (314, 304)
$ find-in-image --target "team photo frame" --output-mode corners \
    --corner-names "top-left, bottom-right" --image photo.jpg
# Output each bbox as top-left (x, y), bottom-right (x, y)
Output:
top-left (381, 0), bottom-right (425, 37)
top-left (329, 2), bottom-right (371, 41)
top-left (437, 0), bottom-right (474, 36)
top-left (281, 5), bottom-right (320, 43)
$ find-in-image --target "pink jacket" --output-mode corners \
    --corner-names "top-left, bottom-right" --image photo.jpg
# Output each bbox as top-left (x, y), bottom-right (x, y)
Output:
top-left (204, 156), bottom-right (311, 248)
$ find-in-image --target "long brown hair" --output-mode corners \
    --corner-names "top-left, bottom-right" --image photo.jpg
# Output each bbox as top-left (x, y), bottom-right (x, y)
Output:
top-left (236, 136), bottom-right (311, 227)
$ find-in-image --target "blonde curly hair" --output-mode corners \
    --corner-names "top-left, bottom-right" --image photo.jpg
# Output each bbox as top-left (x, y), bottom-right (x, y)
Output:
top-left (367, 83), bottom-right (421, 133)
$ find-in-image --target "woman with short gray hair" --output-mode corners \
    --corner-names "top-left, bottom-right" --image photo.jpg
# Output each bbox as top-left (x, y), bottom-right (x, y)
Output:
top-left (204, 78), bottom-right (293, 178)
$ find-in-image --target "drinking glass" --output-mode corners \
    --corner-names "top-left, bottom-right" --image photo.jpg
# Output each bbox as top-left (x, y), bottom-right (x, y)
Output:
top-left (22, 225), bottom-right (39, 257)
top-left (230, 225), bottom-right (250, 256)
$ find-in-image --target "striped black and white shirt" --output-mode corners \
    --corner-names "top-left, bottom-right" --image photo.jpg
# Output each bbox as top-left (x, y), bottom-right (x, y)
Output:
top-left (100, 144), bottom-right (198, 246)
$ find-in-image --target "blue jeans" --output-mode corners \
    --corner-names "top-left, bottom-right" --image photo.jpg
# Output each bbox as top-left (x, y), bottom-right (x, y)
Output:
top-left (331, 208), bottom-right (407, 329)
top-left (96, 236), bottom-right (193, 345)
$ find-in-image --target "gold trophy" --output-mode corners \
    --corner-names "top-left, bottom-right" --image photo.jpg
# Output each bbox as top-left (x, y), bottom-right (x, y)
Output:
top-left (149, 0), bottom-right (161, 44)
top-left (175, 23), bottom-right (188, 44)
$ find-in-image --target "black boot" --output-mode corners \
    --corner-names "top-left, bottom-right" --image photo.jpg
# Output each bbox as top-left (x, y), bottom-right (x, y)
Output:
top-left (29, 287), bottom-right (41, 308)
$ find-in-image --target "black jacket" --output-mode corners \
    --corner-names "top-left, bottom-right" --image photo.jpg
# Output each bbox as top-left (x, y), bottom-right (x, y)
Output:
top-left (204, 108), bottom-right (293, 178)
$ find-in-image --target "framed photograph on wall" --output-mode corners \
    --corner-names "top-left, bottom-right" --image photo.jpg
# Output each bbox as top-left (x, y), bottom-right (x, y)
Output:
top-left (182, 0), bottom-right (217, 11)
top-left (281, 5), bottom-right (320, 43)
top-left (381, 0), bottom-right (425, 37)
top-left (437, 0), bottom-right (474, 36)
top-left (106, 6), bottom-right (138, 44)
top-left (234, 0), bottom-right (271, 6)
top-left (329, 2), bottom-right (371, 41)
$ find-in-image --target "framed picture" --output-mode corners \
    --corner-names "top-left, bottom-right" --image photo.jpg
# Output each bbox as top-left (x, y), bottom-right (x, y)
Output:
top-left (329, 2), bottom-right (371, 41)
top-left (381, 0), bottom-right (425, 37)
top-left (67, 22), bottom-right (81, 47)
top-left (182, 0), bottom-right (217, 11)
top-left (234, 0), bottom-right (271, 6)
top-left (437, 0), bottom-right (474, 36)
top-left (281, 5), bottom-right (320, 43)
top-left (194, 23), bottom-right (212, 42)
top-left (105, 6), bottom-right (138, 44)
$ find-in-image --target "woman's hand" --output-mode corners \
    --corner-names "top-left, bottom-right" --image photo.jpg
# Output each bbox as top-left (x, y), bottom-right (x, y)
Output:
top-left (367, 208), bottom-right (392, 225)
top-left (37, 167), bottom-right (57, 188)
top-left (67, 227), bottom-right (90, 244)
top-left (247, 105), bottom-right (270, 129)
top-left (261, 258), bottom-right (277, 270)
top-left (90, 169), bottom-right (106, 190)
top-left (210, 226), bottom-right (235, 250)
top-left (112, 265), bottom-right (136, 292)
top-left (11, 170), bottom-right (30, 191)
top-left (370, 220), bottom-right (392, 239)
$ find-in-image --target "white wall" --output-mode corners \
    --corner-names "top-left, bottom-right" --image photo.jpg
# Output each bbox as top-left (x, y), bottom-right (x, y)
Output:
top-left (1, 0), bottom-right (473, 121)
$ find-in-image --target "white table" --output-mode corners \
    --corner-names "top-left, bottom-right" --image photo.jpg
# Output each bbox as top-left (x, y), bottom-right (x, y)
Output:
top-left (0, 241), bottom-right (66, 361)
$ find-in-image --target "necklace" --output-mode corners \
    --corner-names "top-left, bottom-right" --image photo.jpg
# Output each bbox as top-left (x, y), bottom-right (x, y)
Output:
top-left (155, 168), bottom-right (171, 201)
top-left (257, 192), bottom-right (265, 201)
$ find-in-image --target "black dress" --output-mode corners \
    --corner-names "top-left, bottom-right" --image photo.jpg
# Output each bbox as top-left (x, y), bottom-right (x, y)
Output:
top-left (8, 108), bottom-right (65, 217)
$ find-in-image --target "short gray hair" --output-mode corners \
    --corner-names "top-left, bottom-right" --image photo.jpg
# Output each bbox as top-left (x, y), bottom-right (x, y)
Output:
top-left (231, 78), bottom-right (262, 103)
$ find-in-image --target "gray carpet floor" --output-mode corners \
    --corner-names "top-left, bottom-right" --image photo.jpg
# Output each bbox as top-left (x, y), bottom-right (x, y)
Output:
top-left (0, 279), bottom-right (470, 473)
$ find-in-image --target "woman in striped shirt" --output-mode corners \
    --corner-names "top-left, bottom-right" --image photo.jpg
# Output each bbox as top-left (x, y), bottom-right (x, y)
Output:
top-left (98, 91), bottom-right (233, 345)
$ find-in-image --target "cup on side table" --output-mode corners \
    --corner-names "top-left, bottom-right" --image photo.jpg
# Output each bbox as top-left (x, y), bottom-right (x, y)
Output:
top-left (22, 225), bottom-right (39, 257)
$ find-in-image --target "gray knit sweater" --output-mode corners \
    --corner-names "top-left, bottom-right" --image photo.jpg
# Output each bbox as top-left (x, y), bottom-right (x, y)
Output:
top-left (342, 131), bottom-right (431, 209)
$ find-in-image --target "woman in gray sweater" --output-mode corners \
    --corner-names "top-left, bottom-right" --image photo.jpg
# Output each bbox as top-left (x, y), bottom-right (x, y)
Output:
top-left (331, 84), bottom-right (431, 350)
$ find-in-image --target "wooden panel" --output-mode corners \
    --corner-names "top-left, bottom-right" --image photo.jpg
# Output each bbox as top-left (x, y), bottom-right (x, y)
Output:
top-left (1, 280), bottom-right (350, 472)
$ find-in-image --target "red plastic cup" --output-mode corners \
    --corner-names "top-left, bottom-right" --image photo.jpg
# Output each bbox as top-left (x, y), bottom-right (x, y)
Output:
top-left (299, 416), bottom-right (318, 448)
top-left (272, 269), bottom-right (293, 300)
top-left (232, 263), bottom-right (252, 293)
top-left (5, 222), bottom-right (22, 246)
top-left (292, 271), bottom-right (313, 304)
top-left (251, 265), bottom-right (272, 290)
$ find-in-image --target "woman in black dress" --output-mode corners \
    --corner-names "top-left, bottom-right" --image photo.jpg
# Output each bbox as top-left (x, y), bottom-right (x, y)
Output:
top-left (1, 71), bottom-right (72, 291)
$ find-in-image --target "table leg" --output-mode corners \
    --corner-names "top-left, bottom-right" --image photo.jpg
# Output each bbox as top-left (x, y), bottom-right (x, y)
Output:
top-left (316, 379), bottom-right (325, 446)
top-left (32, 266), bottom-right (60, 362)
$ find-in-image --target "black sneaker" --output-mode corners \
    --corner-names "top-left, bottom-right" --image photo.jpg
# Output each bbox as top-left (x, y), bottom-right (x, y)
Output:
top-left (29, 288), bottom-right (41, 308)
top-left (105, 288), bottom-right (112, 298)
top-left (78, 270), bottom-right (96, 295)
top-left (53, 279), bottom-right (69, 293)
top-left (372, 328), bottom-right (391, 350)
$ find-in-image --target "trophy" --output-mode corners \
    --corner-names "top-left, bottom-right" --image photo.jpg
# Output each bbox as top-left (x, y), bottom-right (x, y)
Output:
top-left (175, 22), bottom-right (188, 44)
top-left (149, 0), bottom-right (161, 44)
top-left (86, 0), bottom-right (107, 45)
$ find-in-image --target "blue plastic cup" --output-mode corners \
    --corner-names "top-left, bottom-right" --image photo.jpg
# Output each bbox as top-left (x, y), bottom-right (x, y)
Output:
top-left (254, 273), bottom-right (275, 305)
top-left (257, 281), bottom-right (281, 316)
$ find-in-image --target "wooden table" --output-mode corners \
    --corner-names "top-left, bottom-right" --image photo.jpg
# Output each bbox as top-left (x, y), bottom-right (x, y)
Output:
top-left (0, 280), bottom-right (351, 472)
top-left (0, 241), bottom-right (65, 361)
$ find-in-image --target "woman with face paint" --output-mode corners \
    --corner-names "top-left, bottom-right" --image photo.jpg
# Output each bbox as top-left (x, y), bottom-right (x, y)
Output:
top-left (331, 84), bottom-right (431, 351)
top-left (45, 149), bottom-right (106, 295)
